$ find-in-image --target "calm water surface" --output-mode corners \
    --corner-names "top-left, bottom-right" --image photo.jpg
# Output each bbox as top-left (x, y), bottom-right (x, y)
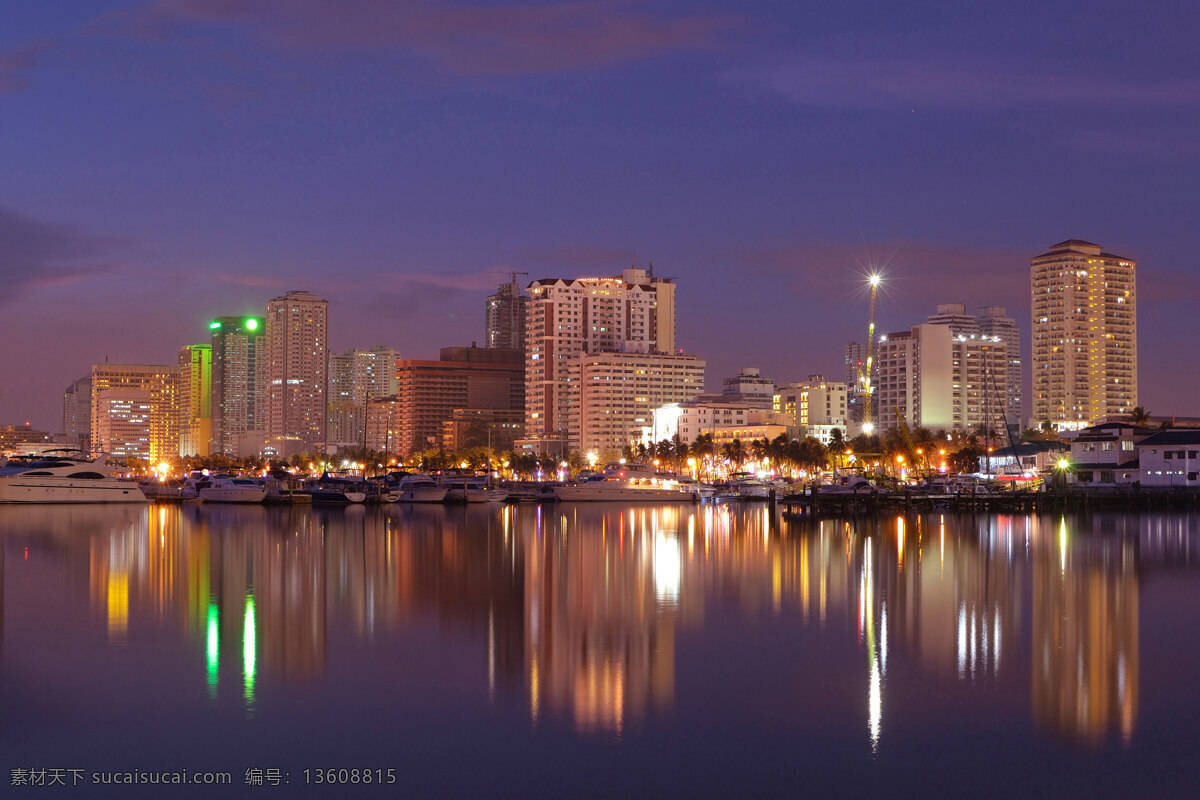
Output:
top-left (1, 502), bottom-right (1197, 798)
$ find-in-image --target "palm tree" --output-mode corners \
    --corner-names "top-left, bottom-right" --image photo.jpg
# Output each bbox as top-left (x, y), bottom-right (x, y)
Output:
top-left (721, 439), bottom-right (745, 472)
top-left (1128, 406), bottom-right (1151, 426)
top-left (691, 433), bottom-right (715, 479)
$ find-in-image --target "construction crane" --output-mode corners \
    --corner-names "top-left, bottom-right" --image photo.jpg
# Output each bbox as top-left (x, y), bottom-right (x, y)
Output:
top-left (857, 274), bottom-right (882, 432)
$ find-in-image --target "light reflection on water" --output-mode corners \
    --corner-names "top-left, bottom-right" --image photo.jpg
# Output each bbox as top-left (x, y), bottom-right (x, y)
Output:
top-left (0, 503), bottom-right (1197, 793)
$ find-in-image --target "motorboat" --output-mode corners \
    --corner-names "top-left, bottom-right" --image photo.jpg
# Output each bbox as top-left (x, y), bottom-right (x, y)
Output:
top-left (441, 475), bottom-right (511, 503)
top-left (395, 474), bottom-right (449, 503)
top-left (264, 475), bottom-right (312, 504)
top-left (818, 475), bottom-right (880, 494)
top-left (728, 473), bottom-right (773, 500)
top-left (198, 476), bottom-right (267, 503)
top-left (551, 462), bottom-right (699, 502)
top-left (0, 451), bottom-right (147, 504)
top-left (139, 476), bottom-right (199, 501)
top-left (305, 476), bottom-right (367, 504)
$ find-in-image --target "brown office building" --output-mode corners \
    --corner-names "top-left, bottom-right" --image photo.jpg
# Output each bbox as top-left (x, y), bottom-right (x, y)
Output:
top-left (392, 346), bottom-right (523, 458)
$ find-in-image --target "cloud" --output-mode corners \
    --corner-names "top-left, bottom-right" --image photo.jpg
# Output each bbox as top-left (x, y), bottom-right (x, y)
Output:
top-left (727, 44), bottom-right (1200, 114)
top-left (112, 0), bottom-right (737, 76)
top-left (0, 207), bottom-right (129, 304)
top-left (0, 41), bottom-right (54, 93)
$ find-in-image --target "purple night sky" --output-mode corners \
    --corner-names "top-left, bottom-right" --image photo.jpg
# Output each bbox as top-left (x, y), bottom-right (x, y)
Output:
top-left (3, 1), bottom-right (1199, 431)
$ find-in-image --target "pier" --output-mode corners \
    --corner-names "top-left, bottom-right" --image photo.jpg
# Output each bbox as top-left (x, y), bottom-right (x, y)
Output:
top-left (778, 485), bottom-right (1200, 516)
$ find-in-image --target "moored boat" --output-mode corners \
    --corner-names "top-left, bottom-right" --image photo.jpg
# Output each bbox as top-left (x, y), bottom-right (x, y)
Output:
top-left (395, 474), bottom-right (449, 503)
top-left (441, 475), bottom-right (511, 503)
top-left (551, 462), bottom-right (699, 502)
top-left (0, 451), bottom-right (147, 504)
top-left (198, 476), bottom-right (267, 503)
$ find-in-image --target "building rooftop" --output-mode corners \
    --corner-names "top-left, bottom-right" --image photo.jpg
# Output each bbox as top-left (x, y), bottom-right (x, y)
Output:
top-left (1134, 430), bottom-right (1200, 447)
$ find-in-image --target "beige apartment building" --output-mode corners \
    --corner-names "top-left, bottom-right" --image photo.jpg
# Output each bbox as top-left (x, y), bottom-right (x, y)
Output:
top-left (1031, 240), bottom-right (1137, 430)
top-left (523, 266), bottom-right (676, 453)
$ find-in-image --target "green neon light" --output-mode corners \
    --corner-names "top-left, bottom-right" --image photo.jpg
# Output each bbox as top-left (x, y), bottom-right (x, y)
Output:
top-left (244, 318), bottom-right (259, 331)
top-left (209, 321), bottom-right (222, 330)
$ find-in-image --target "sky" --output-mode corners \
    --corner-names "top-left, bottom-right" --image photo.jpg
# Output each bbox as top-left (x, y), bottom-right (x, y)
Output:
top-left (4, 0), bottom-right (1200, 432)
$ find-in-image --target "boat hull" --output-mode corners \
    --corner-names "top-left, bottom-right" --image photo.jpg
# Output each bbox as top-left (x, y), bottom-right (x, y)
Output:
top-left (198, 487), bottom-right (267, 503)
top-left (551, 485), bottom-right (697, 502)
top-left (307, 489), bottom-right (366, 504)
top-left (396, 487), bottom-right (448, 503)
top-left (0, 478), bottom-right (147, 504)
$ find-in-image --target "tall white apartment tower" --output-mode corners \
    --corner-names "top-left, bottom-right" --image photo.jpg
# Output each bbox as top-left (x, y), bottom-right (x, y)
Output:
top-left (925, 303), bottom-right (1022, 427)
top-left (524, 266), bottom-right (676, 451)
top-left (976, 306), bottom-right (1022, 427)
top-left (877, 324), bottom-right (1007, 435)
top-left (266, 291), bottom-right (329, 455)
top-left (1031, 240), bottom-right (1137, 430)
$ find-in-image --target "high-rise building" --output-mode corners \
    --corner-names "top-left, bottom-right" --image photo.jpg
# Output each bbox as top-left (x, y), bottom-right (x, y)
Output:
top-left (486, 275), bottom-right (528, 350)
top-left (90, 363), bottom-right (179, 461)
top-left (63, 375), bottom-right (92, 451)
top-left (925, 304), bottom-right (1022, 427)
top-left (573, 351), bottom-right (705, 455)
top-left (393, 346), bottom-right (525, 458)
top-left (524, 266), bottom-right (676, 452)
top-left (327, 346), bottom-right (400, 451)
top-left (210, 315), bottom-right (266, 458)
top-left (976, 306), bottom-right (1022, 427)
top-left (876, 324), bottom-right (1007, 434)
top-left (265, 291), bottom-right (329, 456)
top-left (1031, 240), bottom-right (1137, 430)
top-left (177, 344), bottom-right (212, 457)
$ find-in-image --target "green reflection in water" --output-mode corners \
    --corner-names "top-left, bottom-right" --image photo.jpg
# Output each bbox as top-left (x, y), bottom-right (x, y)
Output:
top-left (206, 599), bottom-right (219, 699)
top-left (243, 594), bottom-right (257, 709)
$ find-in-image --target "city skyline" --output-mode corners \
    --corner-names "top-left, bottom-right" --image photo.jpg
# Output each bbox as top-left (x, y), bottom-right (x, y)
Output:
top-left (5, 2), bottom-right (1200, 430)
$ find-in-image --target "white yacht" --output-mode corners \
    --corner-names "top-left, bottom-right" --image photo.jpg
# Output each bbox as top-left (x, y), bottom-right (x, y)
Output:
top-left (551, 463), bottom-right (699, 502)
top-left (198, 476), bottom-right (267, 503)
top-left (818, 475), bottom-right (880, 494)
top-left (395, 474), bottom-right (449, 503)
top-left (441, 475), bottom-right (510, 503)
top-left (0, 452), bottom-right (147, 504)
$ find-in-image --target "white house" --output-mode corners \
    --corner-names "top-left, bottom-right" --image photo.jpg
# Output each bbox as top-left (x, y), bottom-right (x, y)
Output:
top-left (1135, 430), bottom-right (1200, 487)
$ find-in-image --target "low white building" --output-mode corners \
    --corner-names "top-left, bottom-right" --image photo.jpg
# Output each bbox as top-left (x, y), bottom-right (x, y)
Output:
top-left (1135, 431), bottom-right (1200, 487)
top-left (1065, 422), bottom-right (1145, 486)
top-left (646, 399), bottom-right (789, 449)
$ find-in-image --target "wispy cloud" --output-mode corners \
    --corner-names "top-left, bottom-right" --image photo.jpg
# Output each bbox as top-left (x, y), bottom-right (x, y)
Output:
top-left (727, 44), bottom-right (1200, 113)
top-left (110, 0), bottom-right (737, 76)
top-left (0, 206), bottom-right (129, 304)
top-left (0, 41), bottom-right (54, 93)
